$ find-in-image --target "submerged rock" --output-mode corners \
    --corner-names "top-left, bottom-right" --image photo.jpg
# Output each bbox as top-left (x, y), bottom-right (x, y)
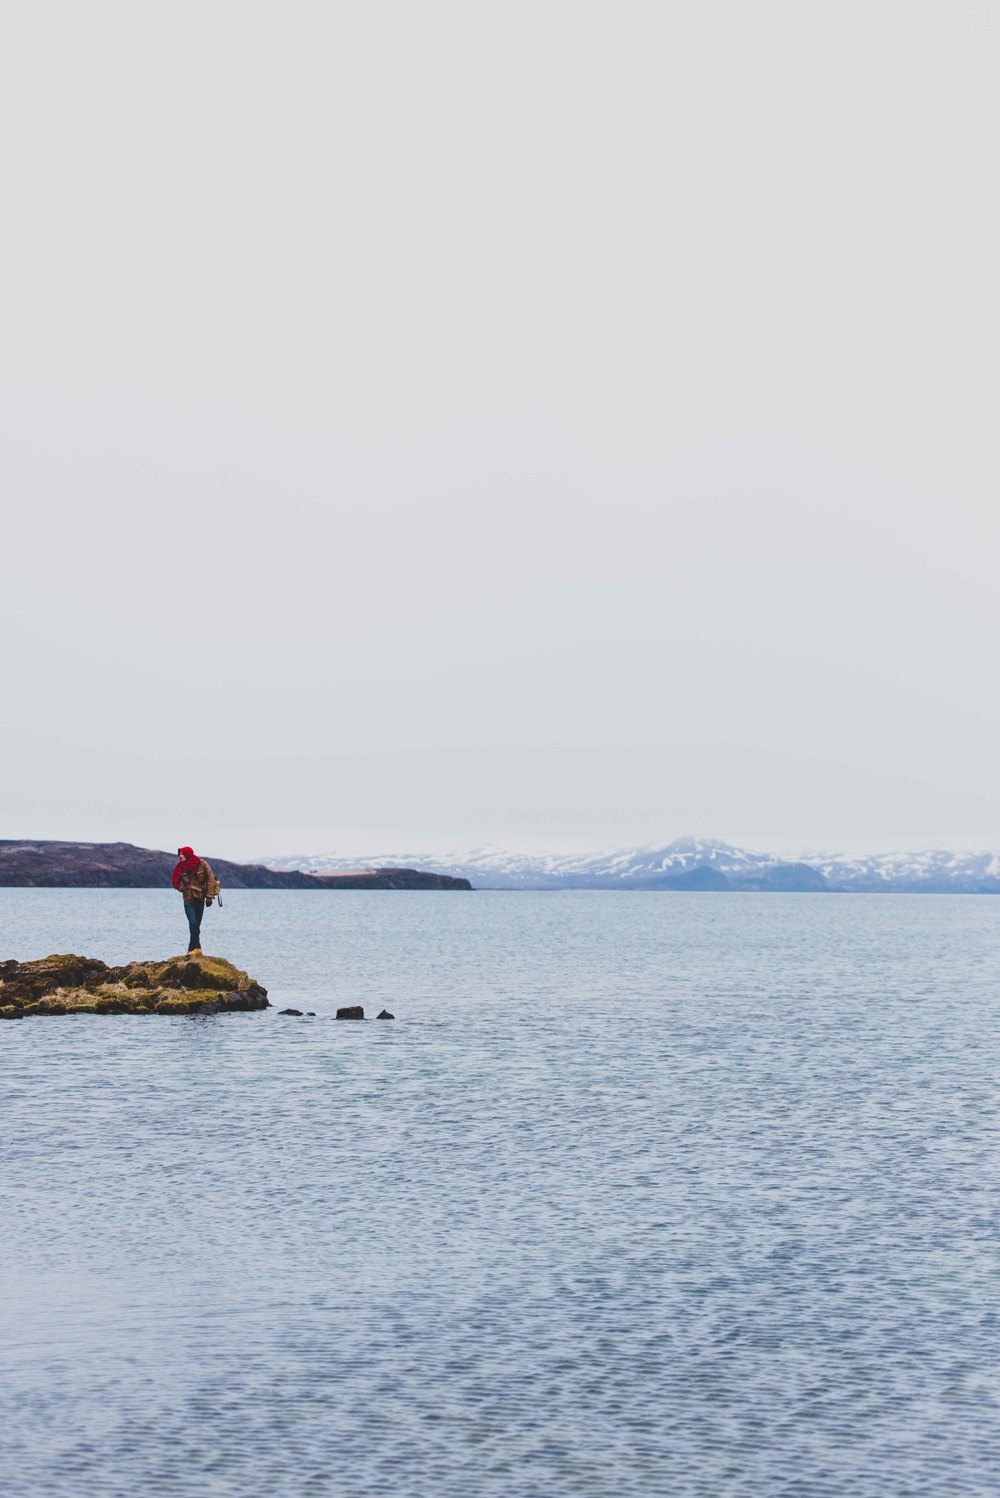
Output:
top-left (376, 1009), bottom-right (395, 1020)
top-left (0, 953), bottom-right (268, 1018)
top-left (279, 1008), bottom-right (303, 1016)
top-left (336, 1005), bottom-right (364, 1020)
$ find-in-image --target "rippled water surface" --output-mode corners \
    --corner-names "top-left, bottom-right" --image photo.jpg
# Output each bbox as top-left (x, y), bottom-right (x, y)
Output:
top-left (2, 890), bottom-right (999, 1495)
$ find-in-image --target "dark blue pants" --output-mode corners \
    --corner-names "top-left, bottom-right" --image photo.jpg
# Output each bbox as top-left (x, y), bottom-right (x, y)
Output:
top-left (184, 898), bottom-right (205, 952)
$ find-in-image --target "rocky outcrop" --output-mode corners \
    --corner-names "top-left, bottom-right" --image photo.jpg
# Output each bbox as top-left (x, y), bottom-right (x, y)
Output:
top-left (0, 841), bottom-right (472, 890)
top-left (0, 953), bottom-right (268, 1018)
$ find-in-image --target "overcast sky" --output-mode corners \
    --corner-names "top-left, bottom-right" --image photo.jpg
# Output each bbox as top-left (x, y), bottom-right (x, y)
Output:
top-left (2, 1), bottom-right (999, 861)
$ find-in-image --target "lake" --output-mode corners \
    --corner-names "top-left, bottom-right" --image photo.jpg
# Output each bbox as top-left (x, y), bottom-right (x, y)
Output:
top-left (2, 890), bottom-right (998, 1495)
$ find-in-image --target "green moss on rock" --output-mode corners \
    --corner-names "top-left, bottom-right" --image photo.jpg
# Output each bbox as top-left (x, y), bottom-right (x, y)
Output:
top-left (0, 954), bottom-right (268, 1018)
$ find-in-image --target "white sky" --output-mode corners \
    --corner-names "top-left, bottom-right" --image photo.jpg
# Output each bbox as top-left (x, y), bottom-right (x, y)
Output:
top-left (2, 1), bottom-right (999, 861)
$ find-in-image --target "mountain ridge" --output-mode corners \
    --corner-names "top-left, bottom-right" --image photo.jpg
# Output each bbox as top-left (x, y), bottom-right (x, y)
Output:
top-left (264, 837), bottom-right (1000, 893)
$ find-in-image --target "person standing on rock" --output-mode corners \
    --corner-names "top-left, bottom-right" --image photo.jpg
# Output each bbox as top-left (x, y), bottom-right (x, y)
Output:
top-left (171, 846), bottom-right (218, 956)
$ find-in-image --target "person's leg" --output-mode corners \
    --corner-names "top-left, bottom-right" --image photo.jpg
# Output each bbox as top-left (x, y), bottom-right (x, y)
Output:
top-left (184, 899), bottom-right (205, 952)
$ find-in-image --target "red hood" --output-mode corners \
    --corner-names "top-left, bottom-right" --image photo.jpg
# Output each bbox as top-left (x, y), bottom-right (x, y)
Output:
top-left (172, 847), bottom-right (200, 889)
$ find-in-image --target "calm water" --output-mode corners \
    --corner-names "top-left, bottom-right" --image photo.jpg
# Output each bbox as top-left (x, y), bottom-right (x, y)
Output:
top-left (2, 890), bottom-right (998, 1496)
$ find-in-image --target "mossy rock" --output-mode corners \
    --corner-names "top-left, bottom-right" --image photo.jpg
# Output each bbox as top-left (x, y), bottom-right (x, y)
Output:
top-left (0, 954), bottom-right (268, 1017)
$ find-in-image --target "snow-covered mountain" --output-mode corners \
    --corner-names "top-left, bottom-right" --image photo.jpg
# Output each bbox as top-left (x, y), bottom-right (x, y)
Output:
top-left (804, 845), bottom-right (1000, 893)
top-left (264, 837), bottom-right (1000, 892)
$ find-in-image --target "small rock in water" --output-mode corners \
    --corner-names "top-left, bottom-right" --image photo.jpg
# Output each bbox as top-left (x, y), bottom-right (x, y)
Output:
top-left (336, 1005), bottom-right (364, 1020)
top-left (306, 1011), bottom-right (316, 1017)
top-left (376, 1009), bottom-right (395, 1020)
top-left (279, 1008), bottom-right (303, 1017)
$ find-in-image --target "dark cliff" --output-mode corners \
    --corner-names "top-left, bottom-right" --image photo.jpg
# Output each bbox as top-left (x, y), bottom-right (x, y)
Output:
top-left (0, 842), bottom-right (472, 891)
top-left (309, 867), bottom-right (475, 890)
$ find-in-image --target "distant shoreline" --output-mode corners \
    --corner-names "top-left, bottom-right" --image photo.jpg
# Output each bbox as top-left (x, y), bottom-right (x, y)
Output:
top-left (5, 838), bottom-right (1000, 895)
top-left (268, 836), bottom-right (1000, 895)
